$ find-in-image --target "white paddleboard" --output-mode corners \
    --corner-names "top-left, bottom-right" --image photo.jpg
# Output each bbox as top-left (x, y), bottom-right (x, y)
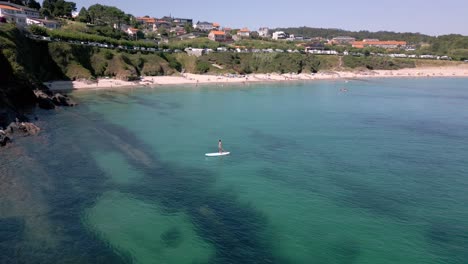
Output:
top-left (205, 152), bottom-right (230, 157)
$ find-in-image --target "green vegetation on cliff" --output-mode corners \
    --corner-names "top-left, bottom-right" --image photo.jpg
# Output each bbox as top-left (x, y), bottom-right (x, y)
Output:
top-left (343, 56), bottom-right (416, 70)
top-left (193, 53), bottom-right (339, 74)
top-left (48, 43), bottom-right (176, 80)
top-left (1, 24), bottom-right (61, 115)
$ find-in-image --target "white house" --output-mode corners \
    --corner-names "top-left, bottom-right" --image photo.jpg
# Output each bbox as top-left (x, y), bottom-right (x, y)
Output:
top-left (237, 28), bottom-right (250, 38)
top-left (126, 27), bottom-right (139, 36)
top-left (0, 3), bottom-right (26, 26)
top-left (0, 1), bottom-right (40, 26)
top-left (258, 27), bottom-right (269, 37)
top-left (272, 31), bottom-right (287, 40)
top-left (195, 21), bottom-right (214, 31)
top-left (26, 17), bottom-right (59, 29)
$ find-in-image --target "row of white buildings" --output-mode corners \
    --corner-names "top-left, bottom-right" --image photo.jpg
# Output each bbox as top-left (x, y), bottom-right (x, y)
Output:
top-left (0, 1), bottom-right (59, 29)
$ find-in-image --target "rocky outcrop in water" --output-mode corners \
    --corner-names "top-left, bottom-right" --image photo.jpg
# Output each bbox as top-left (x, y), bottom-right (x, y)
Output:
top-left (1, 88), bottom-right (77, 147)
top-left (0, 121), bottom-right (41, 147)
top-left (52, 93), bottom-right (77, 107)
top-left (33, 89), bottom-right (56, 110)
top-left (0, 129), bottom-right (11, 146)
top-left (6, 121), bottom-right (40, 136)
top-left (33, 90), bottom-right (77, 110)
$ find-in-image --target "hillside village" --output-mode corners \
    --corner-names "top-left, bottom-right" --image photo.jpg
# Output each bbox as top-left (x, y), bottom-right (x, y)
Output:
top-left (2, 0), bottom-right (466, 62)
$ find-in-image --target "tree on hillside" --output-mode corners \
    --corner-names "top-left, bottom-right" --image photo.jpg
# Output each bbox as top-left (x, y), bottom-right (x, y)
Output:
top-left (184, 23), bottom-right (193, 34)
top-left (88, 4), bottom-right (128, 28)
top-left (40, 8), bottom-right (51, 18)
top-left (7, 0), bottom-right (24, 5)
top-left (41, 0), bottom-right (76, 18)
top-left (77, 7), bottom-right (90, 23)
top-left (25, 0), bottom-right (41, 9)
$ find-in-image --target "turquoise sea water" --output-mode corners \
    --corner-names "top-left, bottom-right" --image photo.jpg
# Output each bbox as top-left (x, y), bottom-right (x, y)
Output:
top-left (1, 78), bottom-right (468, 264)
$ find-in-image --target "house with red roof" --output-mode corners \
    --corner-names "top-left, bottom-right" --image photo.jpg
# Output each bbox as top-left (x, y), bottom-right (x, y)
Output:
top-left (237, 27), bottom-right (250, 38)
top-left (0, 1), bottom-right (39, 26)
top-left (208, 30), bottom-right (226, 42)
top-left (126, 27), bottom-right (139, 36)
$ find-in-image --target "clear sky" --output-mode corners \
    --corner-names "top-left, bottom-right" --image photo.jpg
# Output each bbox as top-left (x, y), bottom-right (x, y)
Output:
top-left (42, 0), bottom-right (468, 36)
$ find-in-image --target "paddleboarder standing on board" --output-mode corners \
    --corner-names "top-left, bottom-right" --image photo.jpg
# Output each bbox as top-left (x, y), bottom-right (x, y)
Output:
top-left (218, 139), bottom-right (223, 153)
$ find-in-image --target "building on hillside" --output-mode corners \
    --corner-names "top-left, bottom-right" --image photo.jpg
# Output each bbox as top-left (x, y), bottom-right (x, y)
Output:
top-left (287, 34), bottom-right (304, 41)
top-left (329, 36), bottom-right (356, 45)
top-left (258, 27), bottom-right (269, 37)
top-left (173, 17), bottom-right (192, 27)
top-left (304, 42), bottom-right (325, 51)
top-left (0, 4), bottom-right (24, 25)
top-left (155, 19), bottom-right (171, 30)
top-left (272, 31), bottom-right (288, 40)
top-left (136, 16), bottom-right (155, 24)
top-left (195, 21), bottom-right (214, 31)
top-left (0, 1), bottom-right (40, 26)
top-left (222, 27), bottom-right (232, 34)
top-left (352, 40), bottom-right (407, 49)
top-left (237, 27), bottom-right (250, 38)
top-left (126, 27), bottom-right (139, 36)
top-left (362, 38), bottom-right (379, 42)
top-left (208, 30), bottom-right (226, 42)
top-left (170, 26), bottom-right (187, 36)
top-left (136, 16), bottom-right (156, 29)
top-left (160, 16), bottom-right (192, 27)
top-left (0, 1), bottom-right (39, 17)
top-left (26, 17), bottom-right (59, 29)
top-left (212, 22), bottom-right (220, 30)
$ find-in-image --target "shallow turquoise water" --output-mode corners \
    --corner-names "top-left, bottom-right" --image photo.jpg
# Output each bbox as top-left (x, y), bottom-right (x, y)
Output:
top-left (1, 78), bottom-right (468, 263)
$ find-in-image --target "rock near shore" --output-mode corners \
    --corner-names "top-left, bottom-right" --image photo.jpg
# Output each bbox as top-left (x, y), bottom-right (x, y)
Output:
top-left (0, 132), bottom-right (11, 146)
top-left (0, 121), bottom-right (40, 147)
top-left (33, 89), bottom-right (77, 109)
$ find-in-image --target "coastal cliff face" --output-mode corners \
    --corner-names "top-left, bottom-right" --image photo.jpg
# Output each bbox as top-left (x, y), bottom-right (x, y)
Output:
top-left (0, 23), bottom-right (177, 127)
top-left (0, 24), bottom-right (81, 131)
top-left (0, 24), bottom-right (63, 127)
top-left (0, 49), bottom-right (36, 127)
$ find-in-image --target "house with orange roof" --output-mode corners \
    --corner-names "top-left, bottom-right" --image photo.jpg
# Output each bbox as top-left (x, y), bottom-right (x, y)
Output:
top-left (126, 27), bottom-right (139, 36)
top-left (0, 4), bottom-right (23, 24)
top-left (0, 1), bottom-right (39, 26)
top-left (208, 30), bottom-right (226, 42)
top-left (352, 40), bottom-right (407, 49)
top-left (237, 27), bottom-right (250, 38)
top-left (135, 16), bottom-right (159, 31)
top-left (212, 22), bottom-right (220, 30)
top-left (136, 16), bottom-right (156, 25)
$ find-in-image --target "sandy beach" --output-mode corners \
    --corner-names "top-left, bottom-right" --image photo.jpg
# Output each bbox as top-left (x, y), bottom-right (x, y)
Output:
top-left (46, 65), bottom-right (468, 91)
